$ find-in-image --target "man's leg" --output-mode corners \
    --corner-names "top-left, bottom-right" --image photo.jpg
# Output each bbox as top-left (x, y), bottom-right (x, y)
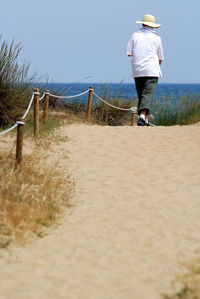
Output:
top-left (139, 77), bottom-right (158, 116)
top-left (135, 77), bottom-right (149, 125)
top-left (135, 77), bottom-right (158, 126)
top-left (134, 77), bottom-right (145, 114)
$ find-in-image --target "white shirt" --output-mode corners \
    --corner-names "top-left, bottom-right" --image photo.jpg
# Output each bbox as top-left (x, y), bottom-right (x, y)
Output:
top-left (126, 27), bottom-right (164, 77)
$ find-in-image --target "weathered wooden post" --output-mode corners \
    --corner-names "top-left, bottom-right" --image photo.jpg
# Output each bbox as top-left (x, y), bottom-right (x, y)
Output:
top-left (43, 90), bottom-right (49, 123)
top-left (34, 88), bottom-right (40, 137)
top-left (131, 112), bottom-right (135, 126)
top-left (15, 118), bottom-right (25, 170)
top-left (86, 86), bottom-right (93, 121)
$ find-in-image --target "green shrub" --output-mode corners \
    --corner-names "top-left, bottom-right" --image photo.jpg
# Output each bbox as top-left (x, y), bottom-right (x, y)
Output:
top-left (0, 35), bottom-right (35, 126)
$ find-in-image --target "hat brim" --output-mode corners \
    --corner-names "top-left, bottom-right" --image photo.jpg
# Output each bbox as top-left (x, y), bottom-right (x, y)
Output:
top-left (136, 20), bottom-right (161, 28)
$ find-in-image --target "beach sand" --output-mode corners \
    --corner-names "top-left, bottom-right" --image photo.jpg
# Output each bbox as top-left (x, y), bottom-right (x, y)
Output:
top-left (0, 123), bottom-right (200, 299)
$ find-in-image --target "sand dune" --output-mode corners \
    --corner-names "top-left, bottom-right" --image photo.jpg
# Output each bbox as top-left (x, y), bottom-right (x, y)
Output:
top-left (0, 123), bottom-right (200, 299)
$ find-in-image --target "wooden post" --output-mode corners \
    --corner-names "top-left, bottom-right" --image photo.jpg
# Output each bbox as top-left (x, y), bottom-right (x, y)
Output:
top-left (15, 118), bottom-right (25, 170)
top-left (131, 112), bottom-right (135, 126)
top-left (34, 88), bottom-right (39, 137)
top-left (86, 86), bottom-right (93, 121)
top-left (43, 90), bottom-right (49, 123)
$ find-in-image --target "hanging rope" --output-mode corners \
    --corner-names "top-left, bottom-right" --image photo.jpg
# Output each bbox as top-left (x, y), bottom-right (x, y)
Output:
top-left (22, 91), bottom-right (45, 119)
top-left (21, 94), bottom-right (34, 119)
top-left (49, 89), bottom-right (89, 99)
top-left (93, 92), bottom-right (136, 112)
top-left (0, 124), bottom-right (18, 136)
top-left (38, 93), bottom-right (45, 101)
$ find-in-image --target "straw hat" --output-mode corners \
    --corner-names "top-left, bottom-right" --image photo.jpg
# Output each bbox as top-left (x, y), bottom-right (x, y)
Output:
top-left (136, 14), bottom-right (161, 28)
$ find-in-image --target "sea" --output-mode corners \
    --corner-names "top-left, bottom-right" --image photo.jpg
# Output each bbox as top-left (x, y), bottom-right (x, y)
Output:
top-left (40, 83), bottom-right (200, 104)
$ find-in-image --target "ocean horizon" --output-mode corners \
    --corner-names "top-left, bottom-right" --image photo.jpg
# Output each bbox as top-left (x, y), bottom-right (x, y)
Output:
top-left (38, 82), bottom-right (200, 104)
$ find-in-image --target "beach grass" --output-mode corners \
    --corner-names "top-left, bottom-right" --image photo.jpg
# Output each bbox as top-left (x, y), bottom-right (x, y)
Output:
top-left (0, 35), bottom-right (35, 127)
top-left (152, 94), bottom-right (200, 126)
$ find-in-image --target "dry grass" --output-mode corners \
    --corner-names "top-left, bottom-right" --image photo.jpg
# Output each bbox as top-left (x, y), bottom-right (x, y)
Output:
top-left (0, 112), bottom-right (77, 250)
top-left (0, 153), bottom-right (73, 248)
top-left (164, 259), bottom-right (200, 298)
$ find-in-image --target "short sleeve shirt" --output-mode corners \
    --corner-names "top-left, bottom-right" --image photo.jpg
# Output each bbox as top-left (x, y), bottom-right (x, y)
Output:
top-left (126, 27), bottom-right (164, 78)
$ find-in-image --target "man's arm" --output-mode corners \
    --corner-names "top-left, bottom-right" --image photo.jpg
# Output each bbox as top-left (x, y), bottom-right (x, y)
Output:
top-left (126, 37), bottom-right (133, 56)
top-left (158, 37), bottom-right (164, 64)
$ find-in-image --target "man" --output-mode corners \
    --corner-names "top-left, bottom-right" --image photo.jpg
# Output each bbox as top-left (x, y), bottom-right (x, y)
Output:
top-left (126, 14), bottom-right (164, 126)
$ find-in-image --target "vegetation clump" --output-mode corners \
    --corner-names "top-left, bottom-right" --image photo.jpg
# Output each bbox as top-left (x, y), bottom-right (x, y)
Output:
top-left (0, 153), bottom-right (72, 248)
top-left (164, 259), bottom-right (200, 299)
top-left (0, 35), bottom-right (35, 127)
top-left (92, 98), bottom-right (134, 126)
top-left (152, 93), bottom-right (200, 126)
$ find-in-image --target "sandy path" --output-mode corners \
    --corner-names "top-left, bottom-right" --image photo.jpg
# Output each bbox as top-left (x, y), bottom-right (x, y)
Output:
top-left (0, 124), bottom-right (200, 299)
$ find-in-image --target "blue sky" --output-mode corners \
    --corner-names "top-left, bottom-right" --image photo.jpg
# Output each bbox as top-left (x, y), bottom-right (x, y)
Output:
top-left (1, 0), bottom-right (199, 83)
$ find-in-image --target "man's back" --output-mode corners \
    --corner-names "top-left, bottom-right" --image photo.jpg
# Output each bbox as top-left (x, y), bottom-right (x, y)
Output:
top-left (126, 27), bottom-right (164, 77)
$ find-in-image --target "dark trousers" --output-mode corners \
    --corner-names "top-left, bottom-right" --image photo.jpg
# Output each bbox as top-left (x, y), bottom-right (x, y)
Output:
top-left (134, 77), bottom-right (158, 115)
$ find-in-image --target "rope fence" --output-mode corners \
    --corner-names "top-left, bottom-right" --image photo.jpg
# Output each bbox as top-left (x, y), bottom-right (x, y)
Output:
top-left (0, 85), bottom-right (154, 169)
